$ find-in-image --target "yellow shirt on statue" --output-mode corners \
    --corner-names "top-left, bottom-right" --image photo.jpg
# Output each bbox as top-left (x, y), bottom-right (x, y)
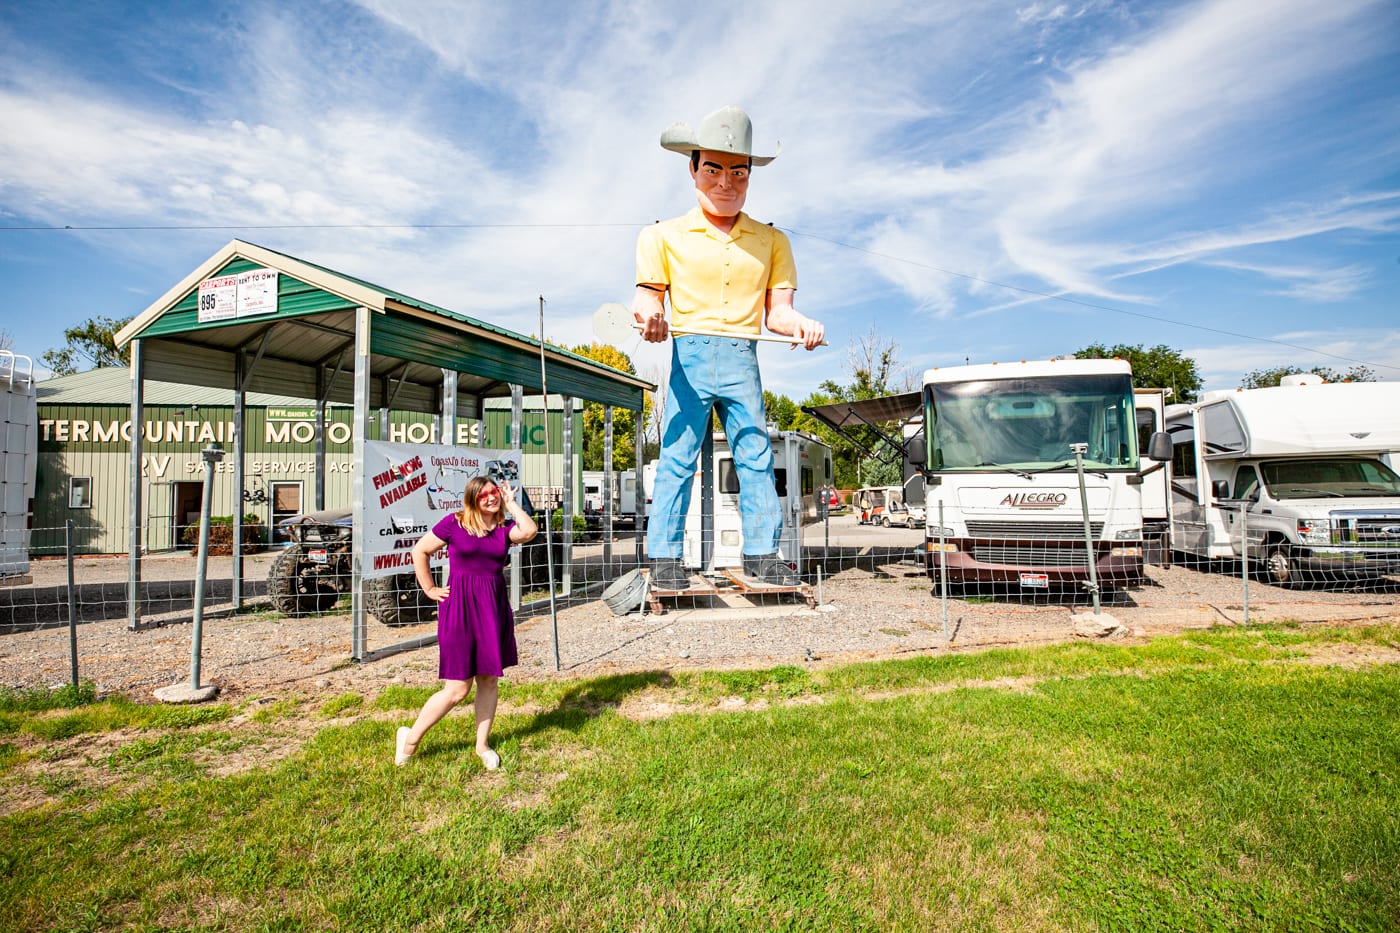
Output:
top-left (635, 207), bottom-right (798, 335)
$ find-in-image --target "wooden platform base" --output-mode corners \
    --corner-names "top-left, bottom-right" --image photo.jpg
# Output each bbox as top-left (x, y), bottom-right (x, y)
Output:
top-left (641, 567), bottom-right (816, 615)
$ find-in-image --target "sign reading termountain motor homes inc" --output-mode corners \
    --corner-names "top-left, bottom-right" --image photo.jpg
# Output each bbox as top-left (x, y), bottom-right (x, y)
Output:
top-left (197, 268), bottom-right (279, 323)
top-left (361, 439), bottom-right (523, 579)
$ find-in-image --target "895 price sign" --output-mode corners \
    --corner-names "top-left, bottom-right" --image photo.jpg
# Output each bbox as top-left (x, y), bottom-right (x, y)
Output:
top-left (197, 275), bottom-right (238, 323)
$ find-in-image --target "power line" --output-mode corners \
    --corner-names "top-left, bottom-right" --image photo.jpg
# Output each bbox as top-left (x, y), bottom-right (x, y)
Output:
top-left (0, 222), bottom-right (640, 231)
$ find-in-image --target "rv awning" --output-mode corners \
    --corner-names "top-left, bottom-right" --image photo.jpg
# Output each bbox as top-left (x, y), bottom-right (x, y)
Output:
top-left (802, 391), bottom-right (921, 463)
top-left (803, 392), bottom-right (921, 429)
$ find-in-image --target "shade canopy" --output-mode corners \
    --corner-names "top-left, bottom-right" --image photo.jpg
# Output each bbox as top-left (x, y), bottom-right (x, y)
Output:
top-left (115, 239), bottom-right (651, 413)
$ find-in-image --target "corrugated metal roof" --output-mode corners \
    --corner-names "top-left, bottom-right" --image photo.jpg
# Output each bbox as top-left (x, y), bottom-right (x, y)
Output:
top-left (39, 367), bottom-right (590, 412)
top-left (112, 239), bottom-right (650, 412)
top-left (37, 366), bottom-right (345, 408)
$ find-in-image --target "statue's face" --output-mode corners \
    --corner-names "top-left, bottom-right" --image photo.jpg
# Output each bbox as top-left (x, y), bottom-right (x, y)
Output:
top-left (691, 149), bottom-right (750, 219)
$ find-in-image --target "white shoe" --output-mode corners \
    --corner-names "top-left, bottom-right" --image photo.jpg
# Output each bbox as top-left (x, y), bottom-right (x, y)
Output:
top-left (394, 727), bottom-right (416, 767)
top-left (477, 748), bottom-right (500, 771)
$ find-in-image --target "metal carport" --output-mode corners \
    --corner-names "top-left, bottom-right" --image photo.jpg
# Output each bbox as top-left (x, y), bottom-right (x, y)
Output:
top-left (114, 239), bottom-right (651, 659)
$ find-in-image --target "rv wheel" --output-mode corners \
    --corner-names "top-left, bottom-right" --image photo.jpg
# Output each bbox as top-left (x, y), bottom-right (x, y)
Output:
top-left (1265, 546), bottom-right (1297, 588)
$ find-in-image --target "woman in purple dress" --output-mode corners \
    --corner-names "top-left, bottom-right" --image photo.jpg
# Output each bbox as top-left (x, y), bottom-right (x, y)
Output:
top-left (394, 474), bottom-right (537, 770)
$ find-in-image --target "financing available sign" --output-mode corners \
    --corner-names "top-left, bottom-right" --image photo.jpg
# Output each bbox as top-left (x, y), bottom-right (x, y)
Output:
top-left (361, 439), bottom-right (523, 579)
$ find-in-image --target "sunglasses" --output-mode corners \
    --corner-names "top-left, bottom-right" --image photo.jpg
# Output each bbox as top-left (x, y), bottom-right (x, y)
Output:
top-left (477, 486), bottom-right (502, 500)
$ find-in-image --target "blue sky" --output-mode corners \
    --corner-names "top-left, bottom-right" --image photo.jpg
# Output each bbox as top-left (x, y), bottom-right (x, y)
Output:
top-left (2, 0), bottom-right (1397, 400)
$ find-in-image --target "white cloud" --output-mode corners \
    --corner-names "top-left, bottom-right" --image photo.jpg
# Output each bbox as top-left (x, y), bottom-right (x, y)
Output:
top-left (2, 0), bottom-right (1396, 400)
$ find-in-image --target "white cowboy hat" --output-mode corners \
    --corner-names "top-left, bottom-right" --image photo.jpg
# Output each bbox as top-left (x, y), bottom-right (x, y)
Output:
top-left (659, 105), bottom-right (779, 166)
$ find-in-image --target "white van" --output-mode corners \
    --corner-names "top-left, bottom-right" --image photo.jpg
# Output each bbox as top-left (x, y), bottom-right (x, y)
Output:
top-left (1166, 378), bottom-right (1400, 585)
top-left (582, 468), bottom-right (641, 531)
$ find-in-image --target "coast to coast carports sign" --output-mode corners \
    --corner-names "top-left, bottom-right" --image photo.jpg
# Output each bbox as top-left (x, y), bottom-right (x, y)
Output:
top-left (362, 439), bottom-right (523, 578)
top-left (197, 269), bottom-right (279, 323)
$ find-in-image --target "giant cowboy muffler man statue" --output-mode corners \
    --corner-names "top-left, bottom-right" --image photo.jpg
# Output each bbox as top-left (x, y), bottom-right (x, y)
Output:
top-left (632, 106), bottom-right (826, 590)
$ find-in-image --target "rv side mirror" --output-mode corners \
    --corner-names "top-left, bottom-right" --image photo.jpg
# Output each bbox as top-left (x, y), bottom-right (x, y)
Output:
top-left (1146, 431), bottom-right (1172, 462)
top-left (907, 444), bottom-right (926, 467)
top-left (1211, 479), bottom-right (1230, 500)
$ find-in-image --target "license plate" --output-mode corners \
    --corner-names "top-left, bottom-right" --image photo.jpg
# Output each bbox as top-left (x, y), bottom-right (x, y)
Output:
top-left (309, 549), bottom-right (329, 564)
top-left (1019, 572), bottom-right (1049, 588)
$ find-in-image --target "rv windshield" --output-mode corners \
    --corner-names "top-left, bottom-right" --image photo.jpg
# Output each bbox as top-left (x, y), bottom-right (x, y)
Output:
top-left (1260, 459), bottom-right (1400, 500)
top-left (926, 374), bottom-right (1138, 471)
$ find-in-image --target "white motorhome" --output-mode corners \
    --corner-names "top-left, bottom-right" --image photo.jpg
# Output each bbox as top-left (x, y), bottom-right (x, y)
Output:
top-left (680, 429), bottom-right (833, 574)
top-left (581, 471), bottom-right (608, 514)
top-left (1135, 388), bottom-right (1171, 562)
top-left (1, 351), bottom-right (37, 583)
top-left (918, 359), bottom-right (1168, 588)
top-left (1165, 377), bottom-right (1400, 586)
top-left (581, 468), bottom-right (640, 525)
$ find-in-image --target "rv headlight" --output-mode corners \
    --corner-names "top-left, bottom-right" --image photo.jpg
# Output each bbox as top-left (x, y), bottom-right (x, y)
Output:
top-left (925, 541), bottom-right (959, 554)
top-left (1110, 546), bottom-right (1143, 558)
top-left (1114, 529), bottom-right (1141, 541)
top-left (1296, 520), bottom-right (1331, 545)
top-left (927, 526), bottom-right (956, 537)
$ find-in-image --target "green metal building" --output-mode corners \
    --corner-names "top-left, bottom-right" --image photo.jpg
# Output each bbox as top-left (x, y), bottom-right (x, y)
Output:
top-left (34, 367), bottom-right (586, 555)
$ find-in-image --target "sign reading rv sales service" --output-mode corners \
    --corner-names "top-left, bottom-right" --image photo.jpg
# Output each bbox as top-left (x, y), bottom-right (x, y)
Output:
top-left (197, 268), bottom-right (280, 323)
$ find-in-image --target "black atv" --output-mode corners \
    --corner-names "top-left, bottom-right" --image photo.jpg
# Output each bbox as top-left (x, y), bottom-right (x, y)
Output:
top-left (267, 509), bottom-right (437, 626)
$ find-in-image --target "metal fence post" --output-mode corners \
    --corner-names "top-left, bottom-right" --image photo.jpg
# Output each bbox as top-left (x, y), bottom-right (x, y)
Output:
top-left (938, 500), bottom-right (949, 639)
top-left (189, 444), bottom-right (224, 689)
top-left (823, 487), bottom-right (831, 573)
top-left (1071, 444), bottom-right (1102, 615)
top-left (1241, 505), bottom-right (1250, 625)
top-left (66, 520), bottom-right (78, 687)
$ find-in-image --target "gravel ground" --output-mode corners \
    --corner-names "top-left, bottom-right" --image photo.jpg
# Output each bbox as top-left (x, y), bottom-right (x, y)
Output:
top-left (3, 536), bottom-right (1397, 702)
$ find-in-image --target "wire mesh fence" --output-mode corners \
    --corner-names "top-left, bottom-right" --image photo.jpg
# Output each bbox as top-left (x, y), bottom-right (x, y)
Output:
top-left (3, 504), bottom-right (1398, 696)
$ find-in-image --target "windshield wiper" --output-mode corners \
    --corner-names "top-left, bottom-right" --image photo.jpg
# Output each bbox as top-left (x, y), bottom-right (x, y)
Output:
top-left (975, 461), bottom-right (1033, 479)
top-left (1027, 461), bottom-right (1108, 479)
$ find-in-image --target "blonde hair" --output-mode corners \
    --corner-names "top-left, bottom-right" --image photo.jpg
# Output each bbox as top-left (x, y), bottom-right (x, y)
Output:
top-left (456, 476), bottom-right (508, 536)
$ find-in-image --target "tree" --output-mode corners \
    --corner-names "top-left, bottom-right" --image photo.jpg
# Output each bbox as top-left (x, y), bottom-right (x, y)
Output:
top-left (0, 331), bottom-right (12, 351)
top-left (1240, 364), bottom-right (1376, 389)
top-left (856, 453), bottom-right (903, 488)
top-left (43, 315), bottom-right (132, 376)
top-left (568, 342), bottom-right (649, 470)
top-left (763, 390), bottom-right (801, 430)
top-left (1074, 343), bottom-right (1202, 403)
top-left (840, 323), bottom-right (917, 400)
top-left (797, 327), bottom-right (917, 489)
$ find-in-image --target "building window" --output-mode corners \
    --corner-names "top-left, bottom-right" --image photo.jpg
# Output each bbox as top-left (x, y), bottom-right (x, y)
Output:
top-left (69, 477), bottom-right (92, 509)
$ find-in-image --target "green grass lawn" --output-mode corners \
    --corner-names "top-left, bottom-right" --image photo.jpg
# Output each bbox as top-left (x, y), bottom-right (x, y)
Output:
top-left (2, 622), bottom-right (1397, 931)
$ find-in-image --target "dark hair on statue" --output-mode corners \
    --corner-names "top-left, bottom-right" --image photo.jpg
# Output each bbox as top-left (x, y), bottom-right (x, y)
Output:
top-left (691, 151), bottom-right (751, 171)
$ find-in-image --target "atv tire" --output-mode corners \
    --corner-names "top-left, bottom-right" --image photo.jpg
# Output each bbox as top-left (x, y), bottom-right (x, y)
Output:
top-left (366, 573), bottom-right (438, 627)
top-left (267, 546), bottom-right (341, 616)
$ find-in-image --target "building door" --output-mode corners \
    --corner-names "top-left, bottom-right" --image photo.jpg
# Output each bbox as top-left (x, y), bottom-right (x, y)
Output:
top-left (173, 481), bottom-right (204, 549)
top-left (271, 482), bottom-right (303, 544)
top-left (146, 482), bottom-right (175, 552)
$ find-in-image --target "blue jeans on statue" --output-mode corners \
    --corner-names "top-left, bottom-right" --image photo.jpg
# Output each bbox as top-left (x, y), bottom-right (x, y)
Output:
top-left (646, 335), bottom-right (781, 561)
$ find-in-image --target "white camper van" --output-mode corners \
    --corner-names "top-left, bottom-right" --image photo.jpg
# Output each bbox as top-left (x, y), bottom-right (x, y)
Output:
top-left (581, 469), bottom-right (641, 530)
top-left (680, 429), bottom-right (833, 574)
top-left (918, 358), bottom-right (1169, 588)
top-left (1165, 377), bottom-right (1400, 586)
